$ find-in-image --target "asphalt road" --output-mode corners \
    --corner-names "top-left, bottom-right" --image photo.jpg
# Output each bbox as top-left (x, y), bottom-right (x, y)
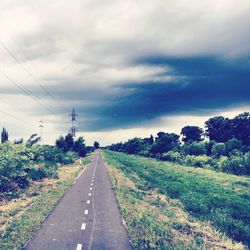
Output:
top-left (25, 150), bottom-right (132, 250)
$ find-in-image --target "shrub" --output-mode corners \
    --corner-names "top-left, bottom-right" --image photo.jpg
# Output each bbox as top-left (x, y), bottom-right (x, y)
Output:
top-left (62, 151), bottom-right (78, 165)
top-left (211, 143), bottom-right (226, 158)
top-left (225, 138), bottom-right (242, 155)
top-left (0, 143), bottom-right (34, 192)
top-left (185, 155), bottom-right (209, 168)
top-left (182, 142), bottom-right (206, 156)
top-left (161, 151), bottom-right (183, 163)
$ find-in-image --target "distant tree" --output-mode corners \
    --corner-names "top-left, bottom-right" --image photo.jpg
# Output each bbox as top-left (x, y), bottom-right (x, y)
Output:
top-left (94, 141), bottom-right (100, 149)
top-left (151, 132), bottom-right (180, 155)
top-left (64, 133), bottom-right (74, 151)
top-left (211, 143), bottom-right (226, 158)
top-left (27, 134), bottom-right (41, 146)
top-left (205, 116), bottom-right (233, 142)
top-left (1, 128), bottom-right (8, 143)
top-left (14, 138), bottom-right (24, 144)
top-left (56, 136), bottom-right (66, 152)
top-left (123, 138), bottom-right (144, 154)
top-left (182, 142), bottom-right (206, 155)
top-left (143, 135), bottom-right (154, 145)
top-left (225, 138), bottom-right (242, 155)
top-left (181, 126), bottom-right (203, 143)
top-left (232, 112), bottom-right (250, 145)
top-left (73, 137), bottom-right (86, 157)
top-left (109, 142), bottom-right (123, 152)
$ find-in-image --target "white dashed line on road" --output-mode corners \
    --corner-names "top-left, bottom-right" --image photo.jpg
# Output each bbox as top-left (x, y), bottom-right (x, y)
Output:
top-left (91, 183), bottom-right (93, 185)
top-left (85, 209), bottom-right (88, 215)
top-left (76, 243), bottom-right (82, 250)
top-left (90, 187), bottom-right (92, 190)
top-left (87, 200), bottom-right (90, 204)
top-left (89, 193), bottom-right (92, 196)
top-left (81, 223), bottom-right (86, 230)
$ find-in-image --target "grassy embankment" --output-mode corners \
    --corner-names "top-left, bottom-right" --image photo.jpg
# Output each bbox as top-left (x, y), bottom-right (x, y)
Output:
top-left (0, 156), bottom-right (91, 250)
top-left (103, 150), bottom-right (250, 250)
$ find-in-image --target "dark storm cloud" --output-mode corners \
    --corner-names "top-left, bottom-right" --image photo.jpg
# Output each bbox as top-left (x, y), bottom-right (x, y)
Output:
top-left (79, 56), bottom-right (250, 131)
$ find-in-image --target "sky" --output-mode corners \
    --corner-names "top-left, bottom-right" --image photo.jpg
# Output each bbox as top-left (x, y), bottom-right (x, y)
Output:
top-left (0, 0), bottom-right (249, 146)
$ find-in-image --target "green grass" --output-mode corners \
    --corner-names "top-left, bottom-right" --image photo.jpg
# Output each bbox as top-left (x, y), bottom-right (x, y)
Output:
top-left (103, 150), bottom-right (250, 248)
top-left (0, 156), bottom-right (91, 250)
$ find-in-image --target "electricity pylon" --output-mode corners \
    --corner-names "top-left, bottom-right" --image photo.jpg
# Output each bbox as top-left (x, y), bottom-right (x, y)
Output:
top-left (69, 107), bottom-right (78, 137)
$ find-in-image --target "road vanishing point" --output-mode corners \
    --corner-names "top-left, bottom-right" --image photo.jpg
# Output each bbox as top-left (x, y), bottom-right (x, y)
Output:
top-left (25, 150), bottom-right (133, 250)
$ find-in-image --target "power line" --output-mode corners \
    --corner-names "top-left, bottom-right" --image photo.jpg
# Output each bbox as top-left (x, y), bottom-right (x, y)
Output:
top-left (4, 39), bottom-right (68, 114)
top-left (0, 70), bottom-right (57, 115)
top-left (0, 107), bottom-right (29, 125)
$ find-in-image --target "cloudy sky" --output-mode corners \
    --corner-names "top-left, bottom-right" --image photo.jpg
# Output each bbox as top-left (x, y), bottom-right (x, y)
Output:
top-left (0, 0), bottom-right (249, 145)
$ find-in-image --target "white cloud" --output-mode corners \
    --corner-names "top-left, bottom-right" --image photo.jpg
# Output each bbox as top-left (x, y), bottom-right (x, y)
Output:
top-left (0, 0), bottom-right (249, 144)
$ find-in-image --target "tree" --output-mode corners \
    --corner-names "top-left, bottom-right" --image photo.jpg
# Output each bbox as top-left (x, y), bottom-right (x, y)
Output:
top-left (182, 142), bottom-right (206, 155)
top-left (74, 137), bottom-right (86, 157)
top-left (94, 141), bottom-right (100, 149)
top-left (211, 143), bottom-right (226, 158)
top-left (56, 136), bottom-right (66, 152)
top-left (151, 132), bottom-right (180, 155)
top-left (64, 133), bottom-right (74, 152)
top-left (232, 112), bottom-right (250, 145)
top-left (181, 126), bottom-right (203, 143)
top-left (205, 116), bottom-right (233, 142)
top-left (27, 134), bottom-right (41, 147)
top-left (1, 128), bottom-right (8, 143)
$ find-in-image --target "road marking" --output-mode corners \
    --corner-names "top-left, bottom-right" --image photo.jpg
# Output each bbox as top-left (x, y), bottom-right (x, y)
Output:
top-left (85, 209), bottom-right (88, 215)
top-left (76, 244), bottom-right (82, 250)
top-left (81, 223), bottom-right (86, 230)
top-left (89, 193), bottom-right (91, 196)
top-left (90, 187), bottom-right (92, 190)
top-left (87, 200), bottom-right (90, 204)
top-left (88, 152), bottom-right (99, 250)
top-left (91, 183), bottom-right (93, 186)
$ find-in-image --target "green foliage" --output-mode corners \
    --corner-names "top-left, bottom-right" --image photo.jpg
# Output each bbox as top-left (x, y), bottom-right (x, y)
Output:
top-left (185, 155), bottom-right (209, 168)
top-left (181, 126), bottom-right (203, 143)
top-left (182, 142), bottom-right (206, 156)
top-left (205, 116), bottom-right (233, 142)
top-left (0, 142), bottom-right (79, 194)
top-left (104, 150), bottom-right (250, 247)
top-left (162, 151), bottom-right (183, 163)
top-left (225, 138), bottom-right (242, 155)
top-left (0, 143), bottom-right (34, 192)
top-left (56, 134), bottom-right (86, 157)
top-left (218, 153), bottom-right (250, 176)
top-left (151, 132), bottom-right (180, 155)
top-left (62, 151), bottom-right (78, 165)
top-left (73, 137), bottom-right (86, 157)
top-left (94, 141), bottom-right (100, 149)
top-left (211, 143), bottom-right (226, 158)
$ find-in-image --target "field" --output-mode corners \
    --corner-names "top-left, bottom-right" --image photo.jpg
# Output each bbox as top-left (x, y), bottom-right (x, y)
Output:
top-left (103, 150), bottom-right (250, 249)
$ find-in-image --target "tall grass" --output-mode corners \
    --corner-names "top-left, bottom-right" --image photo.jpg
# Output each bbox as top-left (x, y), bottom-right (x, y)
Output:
top-left (104, 150), bottom-right (250, 247)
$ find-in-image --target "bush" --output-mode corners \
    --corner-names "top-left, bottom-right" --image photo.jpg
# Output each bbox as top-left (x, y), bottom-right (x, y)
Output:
top-left (225, 138), bottom-right (242, 155)
top-left (161, 151), bottom-right (183, 163)
top-left (182, 142), bottom-right (206, 156)
top-left (0, 143), bottom-right (34, 192)
top-left (211, 143), bottom-right (226, 158)
top-left (62, 151), bottom-right (78, 165)
top-left (185, 155), bottom-right (209, 168)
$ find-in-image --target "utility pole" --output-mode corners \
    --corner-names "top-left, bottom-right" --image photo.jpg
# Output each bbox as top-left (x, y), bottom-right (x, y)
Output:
top-left (69, 107), bottom-right (78, 137)
top-left (39, 120), bottom-right (44, 144)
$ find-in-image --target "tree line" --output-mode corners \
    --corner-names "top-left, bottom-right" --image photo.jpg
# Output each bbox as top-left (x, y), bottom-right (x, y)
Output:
top-left (108, 112), bottom-right (250, 176)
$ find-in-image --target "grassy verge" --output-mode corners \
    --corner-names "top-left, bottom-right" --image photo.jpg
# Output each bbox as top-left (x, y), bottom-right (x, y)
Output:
top-left (0, 156), bottom-right (91, 250)
top-left (103, 150), bottom-right (249, 249)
